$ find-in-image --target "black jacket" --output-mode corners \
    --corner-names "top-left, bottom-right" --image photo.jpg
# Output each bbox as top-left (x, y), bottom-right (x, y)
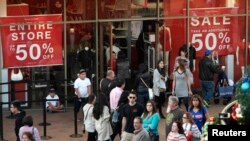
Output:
top-left (15, 110), bottom-right (26, 141)
top-left (199, 57), bottom-right (219, 81)
top-left (134, 64), bottom-right (152, 92)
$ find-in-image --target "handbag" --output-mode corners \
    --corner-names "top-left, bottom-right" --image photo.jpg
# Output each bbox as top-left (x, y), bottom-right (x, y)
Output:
top-left (148, 131), bottom-right (159, 141)
top-left (140, 77), bottom-right (154, 100)
top-left (11, 68), bottom-right (23, 81)
top-left (83, 105), bottom-right (93, 133)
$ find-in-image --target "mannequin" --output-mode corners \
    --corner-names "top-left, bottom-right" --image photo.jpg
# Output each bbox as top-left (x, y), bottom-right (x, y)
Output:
top-left (179, 43), bottom-right (196, 72)
top-left (78, 46), bottom-right (94, 78)
top-left (158, 21), bottom-right (172, 73)
top-left (105, 38), bottom-right (121, 64)
top-left (236, 39), bottom-right (250, 77)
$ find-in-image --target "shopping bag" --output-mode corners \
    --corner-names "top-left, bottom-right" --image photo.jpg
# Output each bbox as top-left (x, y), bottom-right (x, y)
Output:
top-left (148, 88), bottom-right (154, 100)
top-left (218, 86), bottom-right (234, 97)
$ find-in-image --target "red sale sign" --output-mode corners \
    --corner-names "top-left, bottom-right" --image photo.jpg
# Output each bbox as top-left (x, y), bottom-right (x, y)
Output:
top-left (0, 14), bottom-right (62, 68)
top-left (188, 8), bottom-right (238, 57)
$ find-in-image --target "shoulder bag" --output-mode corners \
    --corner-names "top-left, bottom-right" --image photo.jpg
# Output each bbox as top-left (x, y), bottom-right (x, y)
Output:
top-left (140, 77), bottom-right (154, 100)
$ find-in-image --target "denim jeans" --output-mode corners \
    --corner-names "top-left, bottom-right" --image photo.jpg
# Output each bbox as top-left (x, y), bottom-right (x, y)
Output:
top-left (137, 91), bottom-right (149, 107)
top-left (201, 80), bottom-right (214, 102)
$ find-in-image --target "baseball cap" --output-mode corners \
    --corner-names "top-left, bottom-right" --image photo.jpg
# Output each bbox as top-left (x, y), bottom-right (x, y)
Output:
top-left (49, 88), bottom-right (55, 93)
top-left (79, 69), bottom-right (86, 74)
top-left (205, 50), bottom-right (212, 56)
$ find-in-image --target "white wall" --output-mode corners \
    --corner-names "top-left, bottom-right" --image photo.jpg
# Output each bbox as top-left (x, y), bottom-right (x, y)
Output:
top-left (0, 0), bottom-right (8, 108)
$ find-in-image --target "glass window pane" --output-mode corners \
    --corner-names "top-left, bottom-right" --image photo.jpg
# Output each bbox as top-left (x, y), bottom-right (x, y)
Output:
top-left (161, 0), bottom-right (186, 17)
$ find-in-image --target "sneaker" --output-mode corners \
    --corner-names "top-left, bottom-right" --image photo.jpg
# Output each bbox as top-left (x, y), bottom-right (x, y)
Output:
top-left (203, 100), bottom-right (210, 108)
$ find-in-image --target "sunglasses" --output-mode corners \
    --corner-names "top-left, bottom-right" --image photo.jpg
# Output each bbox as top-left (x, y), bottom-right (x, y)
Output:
top-left (129, 96), bottom-right (136, 99)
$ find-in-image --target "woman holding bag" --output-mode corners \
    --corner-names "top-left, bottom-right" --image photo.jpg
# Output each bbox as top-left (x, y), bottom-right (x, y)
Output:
top-left (182, 112), bottom-right (201, 141)
top-left (142, 100), bottom-right (160, 141)
top-left (153, 60), bottom-right (167, 118)
top-left (134, 63), bottom-right (152, 107)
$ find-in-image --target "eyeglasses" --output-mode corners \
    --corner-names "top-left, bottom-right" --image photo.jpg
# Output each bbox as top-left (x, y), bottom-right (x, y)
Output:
top-left (129, 97), bottom-right (136, 99)
top-left (182, 117), bottom-right (187, 119)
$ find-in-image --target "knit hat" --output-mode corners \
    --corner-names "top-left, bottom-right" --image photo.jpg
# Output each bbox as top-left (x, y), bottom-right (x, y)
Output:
top-left (205, 50), bottom-right (212, 56)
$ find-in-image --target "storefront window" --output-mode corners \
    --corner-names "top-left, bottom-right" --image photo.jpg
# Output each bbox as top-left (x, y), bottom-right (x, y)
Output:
top-left (161, 0), bottom-right (186, 17)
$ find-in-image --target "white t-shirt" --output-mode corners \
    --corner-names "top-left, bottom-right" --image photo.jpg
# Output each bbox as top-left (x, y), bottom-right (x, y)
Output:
top-left (46, 95), bottom-right (59, 107)
top-left (74, 77), bottom-right (91, 98)
top-left (83, 103), bottom-right (95, 132)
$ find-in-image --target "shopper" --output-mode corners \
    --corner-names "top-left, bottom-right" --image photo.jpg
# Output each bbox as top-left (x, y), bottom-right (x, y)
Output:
top-left (46, 88), bottom-right (64, 112)
top-left (199, 50), bottom-right (219, 105)
top-left (121, 91), bottom-right (144, 141)
top-left (134, 63), bottom-right (152, 108)
top-left (172, 59), bottom-right (192, 111)
top-left (132, 117), bottom-right (150, 141)
top-left (141, 100), bottom-right (160, 141)
top-left (188, 94), bottom-right (209, 131)
top-left (182, 112), bottom-right (201, 141)
top-left (93, 93), bottom-right (113, 141)
top-left (153, 60), bottom-right (167, 119)
top-left (10, 100), bottom-right (26, 141)
top-left (74, 69), bottom-right (92, 118)
top-left (100, 70), bottom-right (117, 102)
top-left (18, 116), bottom-right (41, 141)
top-left (166, 120), bottom-right (187, 141)
top-left (83, 94), bottom-right (97, 141)
top-left (165, 96), bottom-right (184, 137)
top-left (21, 132), bottom-right (34, 141)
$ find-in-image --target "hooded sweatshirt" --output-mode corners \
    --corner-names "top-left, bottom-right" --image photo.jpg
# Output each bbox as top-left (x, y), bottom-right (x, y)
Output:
top-left (15, 110), bottom-right (26, 141)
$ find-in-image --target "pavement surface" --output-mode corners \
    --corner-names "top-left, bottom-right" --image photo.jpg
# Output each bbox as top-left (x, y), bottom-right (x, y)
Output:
top-left (1, 102), bottom-right (226, 141)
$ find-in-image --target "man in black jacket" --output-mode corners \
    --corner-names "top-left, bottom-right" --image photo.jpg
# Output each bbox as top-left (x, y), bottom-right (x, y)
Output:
top-left (199, 50), bottom-right (219, 104)
top-left (100, 70), bottom-right (116, 102)
top-left (10, 100), bottom-right (26, 141)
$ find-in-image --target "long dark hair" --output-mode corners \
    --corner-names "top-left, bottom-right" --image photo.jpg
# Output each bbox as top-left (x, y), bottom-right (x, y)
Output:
top-left (142, 100), bottom-right (157, 118)
top-left (190, 94), bottom-right (204, 110)
top-left (156, 60), bottom-right (165, 77)
top-left (93, 93), bottom-right (110, 120)
top-left (174, 120), bottom-right (185, 134)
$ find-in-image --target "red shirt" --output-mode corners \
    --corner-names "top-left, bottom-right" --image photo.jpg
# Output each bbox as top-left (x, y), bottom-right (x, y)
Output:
top-left (159, 28), bottom-right (171, 51)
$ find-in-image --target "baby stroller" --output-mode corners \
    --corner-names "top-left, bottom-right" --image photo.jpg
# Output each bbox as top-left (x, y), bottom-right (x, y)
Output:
top-left (214, 66), bottom-right (234, 105)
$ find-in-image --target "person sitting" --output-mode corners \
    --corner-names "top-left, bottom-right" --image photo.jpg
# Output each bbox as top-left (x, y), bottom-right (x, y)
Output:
top-left (46, 88), bottom-right (64, 112)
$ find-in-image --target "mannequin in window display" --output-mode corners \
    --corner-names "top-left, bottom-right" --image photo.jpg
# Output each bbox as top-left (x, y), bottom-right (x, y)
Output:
top-left (158, 20), bottom-right (172, 73)
top-left (105, 37), bottom-right (121, 64)
top-left (78, 46), bottom-right (94, 79)
top-left (108, 51), bottom-right (117, 74)
top-left (179, 43), bottom-right (197, 72)
top-left (236, 39), bottom-right (250, 77)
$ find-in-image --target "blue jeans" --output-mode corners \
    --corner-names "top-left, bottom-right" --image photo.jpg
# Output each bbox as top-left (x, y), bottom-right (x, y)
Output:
top-left (201, 80), bottom-right (214, 102)
top-left (137, 91), bottom-right (149, 107)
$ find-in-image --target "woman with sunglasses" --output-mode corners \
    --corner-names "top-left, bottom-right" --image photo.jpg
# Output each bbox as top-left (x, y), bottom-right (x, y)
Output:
top-left (142, 100), bottom-right (160, 141)
top-left (182, 112), bottom-right (201, 141)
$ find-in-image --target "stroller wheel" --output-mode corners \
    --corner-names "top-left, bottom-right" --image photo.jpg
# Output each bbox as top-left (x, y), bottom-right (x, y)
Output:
top-left (222, 99), bottom-right (229, 105)
top-left (214, 98), bottom-right (220, 104)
